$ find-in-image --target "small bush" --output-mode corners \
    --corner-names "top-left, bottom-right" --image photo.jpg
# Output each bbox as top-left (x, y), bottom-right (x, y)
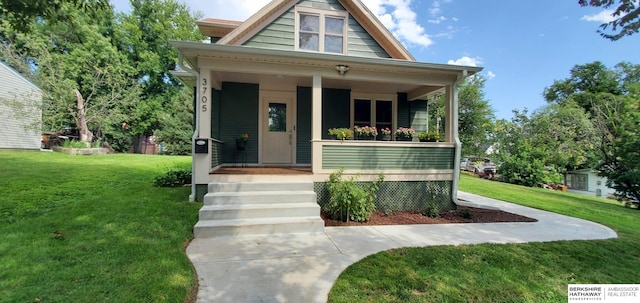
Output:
top-left (62, 140), bottom-right (89, 148)
top-left (457, 208), bottom-right (474, 219)
top-left (325, 168), bottom-right (384, 222)
top-left (153, 169), bottom-right (192, 187)
top-left (423, 204), bottom-right (440, 218)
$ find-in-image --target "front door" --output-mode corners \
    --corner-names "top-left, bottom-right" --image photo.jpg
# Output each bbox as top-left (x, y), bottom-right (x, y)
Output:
top-left (261, 92), bottom-right (295, 164)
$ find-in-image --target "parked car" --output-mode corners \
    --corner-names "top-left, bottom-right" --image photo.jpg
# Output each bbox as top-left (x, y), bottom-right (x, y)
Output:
top-left (474, 158), bottom-right (497, 178)
top-left (460, 156), bottom-right (480, 171)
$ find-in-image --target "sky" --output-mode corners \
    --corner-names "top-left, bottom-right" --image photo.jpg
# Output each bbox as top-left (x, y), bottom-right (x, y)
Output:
top-left (112, 0), bottom-right (640, 119)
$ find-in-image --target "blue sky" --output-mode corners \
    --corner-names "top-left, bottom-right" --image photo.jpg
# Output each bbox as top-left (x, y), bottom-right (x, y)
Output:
top-left (113, 0), bottom-right (640, 119)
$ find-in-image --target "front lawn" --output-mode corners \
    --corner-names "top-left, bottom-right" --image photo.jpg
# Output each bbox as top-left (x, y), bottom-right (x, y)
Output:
top-left (0, 151), bottom-right (200, 302)
top-left (328, 174), bottom-right (640, 303)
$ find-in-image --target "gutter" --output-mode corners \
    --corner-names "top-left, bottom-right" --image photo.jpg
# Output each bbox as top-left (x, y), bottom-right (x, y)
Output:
top-left (452, 69), bottom-right (468, 204)
top-left (177, 54), bottom-right (200, 202)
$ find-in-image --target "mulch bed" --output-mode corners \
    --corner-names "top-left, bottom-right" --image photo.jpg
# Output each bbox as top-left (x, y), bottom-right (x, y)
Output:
top-left (321, 206), bottom-right (537, 226)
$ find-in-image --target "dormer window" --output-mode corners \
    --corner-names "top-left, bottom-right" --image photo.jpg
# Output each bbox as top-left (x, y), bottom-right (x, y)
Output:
top-left (296, 7), bottom-right (347, 54)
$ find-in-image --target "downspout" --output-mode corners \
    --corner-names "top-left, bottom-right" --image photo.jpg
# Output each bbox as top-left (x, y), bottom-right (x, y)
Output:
top-left (452, 70), bottom-right (467, 204)
top-left (177, 54), bottom-right (200, 202)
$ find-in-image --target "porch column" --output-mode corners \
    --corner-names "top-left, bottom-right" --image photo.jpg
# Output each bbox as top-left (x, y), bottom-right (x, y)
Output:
top-left (311, 74), bottom-right (322, 173)
top-left (193, 68), bottom-right (212, 195)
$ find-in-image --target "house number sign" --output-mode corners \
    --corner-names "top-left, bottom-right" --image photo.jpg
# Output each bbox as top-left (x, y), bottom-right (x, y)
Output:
top-left (201, 78), bottom-right (208, 112)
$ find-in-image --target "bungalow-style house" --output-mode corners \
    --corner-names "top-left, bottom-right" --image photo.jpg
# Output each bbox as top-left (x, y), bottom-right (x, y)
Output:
top-left (0, 61), bottom-right (43, 150)
top-left (565, 169), bottom-right (616, 198)
top-left (172, 0), bottom-right (481, 237)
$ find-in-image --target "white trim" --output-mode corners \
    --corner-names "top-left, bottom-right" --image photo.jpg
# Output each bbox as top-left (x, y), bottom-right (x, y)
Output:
top-left (294, 6), bottom-right (349, 54)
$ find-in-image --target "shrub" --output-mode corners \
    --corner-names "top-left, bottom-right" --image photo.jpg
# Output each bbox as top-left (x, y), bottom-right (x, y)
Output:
top-left (153, 169), bottom-right (192, 187)
top-left (325, 168), bottom-right (384, 222)
top-left (62, 140), bottom-right (89, 148)
top-left (457, 208), bottom-right (474, 219)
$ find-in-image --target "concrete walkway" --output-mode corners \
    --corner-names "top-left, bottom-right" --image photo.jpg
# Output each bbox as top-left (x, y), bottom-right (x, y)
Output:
top-left (186, 191), bottom-right (617, 303)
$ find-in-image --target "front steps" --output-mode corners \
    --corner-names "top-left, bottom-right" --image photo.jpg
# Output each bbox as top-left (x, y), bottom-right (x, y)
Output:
top-left (194, 181), bottom-right (324, 238)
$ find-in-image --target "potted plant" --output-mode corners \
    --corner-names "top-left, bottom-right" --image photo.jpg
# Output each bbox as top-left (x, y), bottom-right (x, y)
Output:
top-left (380, 127), bottom-right (392, 141)
top-left (353, 125), bottom-right (377, 140)
top-left (328, 128), bottom-right (353, 140)
top-left (418, 130), bottom-right (442, 142)
top-left (236, 133), bottom-right (249, 150)
top-left (395, 127), bottom-right (415, 141)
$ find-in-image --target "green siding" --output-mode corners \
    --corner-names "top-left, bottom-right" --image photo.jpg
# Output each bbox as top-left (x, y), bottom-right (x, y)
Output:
top-left (296, 87), bottom-right (312, 164)
top-left (243, 0), bottom-right (391, 58)
top-left (410, 100), bottom-right (428, 133)
top-left (244, 12), bottom-right (295, 50)
top-left (322, 88), bottom-right (351, 139)
top-left (347, 17), bottom-right (390, 58)
top-left (298, 0), bottom-right (345, 10)
top-left (219, 82), bottom-right (259, 164)
top-left (322, 145), bottom-right (454, 170)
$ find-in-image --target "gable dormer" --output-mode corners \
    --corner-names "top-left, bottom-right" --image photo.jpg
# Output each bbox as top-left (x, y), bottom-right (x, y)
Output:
top-left (206, 0), bottom-right (414, 60)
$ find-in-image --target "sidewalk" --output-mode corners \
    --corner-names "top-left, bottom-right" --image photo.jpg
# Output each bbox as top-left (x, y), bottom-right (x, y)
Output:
top-left (186, 191), bottom-right (617, 303)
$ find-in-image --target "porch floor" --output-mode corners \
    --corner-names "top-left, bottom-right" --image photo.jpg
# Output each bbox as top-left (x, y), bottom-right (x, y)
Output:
top-left (211, 166), bottom-right (312, 175)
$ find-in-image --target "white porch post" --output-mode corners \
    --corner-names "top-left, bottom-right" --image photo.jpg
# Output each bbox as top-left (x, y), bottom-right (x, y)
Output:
top-left (194, 68), bottom-right (212, 189)
top-left (449, 70), bottom-right (466, 203)
top-left (311, 74), bottom-right (322, 173)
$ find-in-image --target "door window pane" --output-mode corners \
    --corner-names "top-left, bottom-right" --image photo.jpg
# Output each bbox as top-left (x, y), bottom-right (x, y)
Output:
top-left (354, 99), bottom-right (371, 126)
top-left (268, 103), bottom-right (287, 132)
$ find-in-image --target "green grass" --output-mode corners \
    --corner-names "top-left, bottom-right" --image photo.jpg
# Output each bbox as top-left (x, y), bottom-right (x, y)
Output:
top-left (0, 151), bottom-right (200, 302)
top-left (328, 174), bottom-right (640, 303)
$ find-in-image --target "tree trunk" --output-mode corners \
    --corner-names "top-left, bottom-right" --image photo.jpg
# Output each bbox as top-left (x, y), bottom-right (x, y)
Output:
top-left (74, 89), bottom-right (93, 144)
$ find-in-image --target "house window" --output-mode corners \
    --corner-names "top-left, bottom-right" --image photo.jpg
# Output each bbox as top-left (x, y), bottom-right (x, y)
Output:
top-left (351, 93), bottom-right (397, 139)
top-left (296, 7), bottom-right (347, 54)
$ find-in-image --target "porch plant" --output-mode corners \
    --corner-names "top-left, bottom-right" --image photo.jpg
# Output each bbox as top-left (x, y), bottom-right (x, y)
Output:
top-left (418, 130), bottom-right (442, 142)
top-left (395, 127), bottom-right (416, 141)
top-left (236, 133), bottom-right (249, 150)
top-left (380, 127), bottom-right (392, 141)
top-left (353, 125), bottom-right (378, 140)
top-left (328, 128), bottom-right (354, 140)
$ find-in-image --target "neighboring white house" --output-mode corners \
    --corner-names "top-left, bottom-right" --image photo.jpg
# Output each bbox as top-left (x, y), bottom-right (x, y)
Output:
top-left (565, 168), bottom-right (616, 198)
top-left (0, 62), bottom-right (43, 150)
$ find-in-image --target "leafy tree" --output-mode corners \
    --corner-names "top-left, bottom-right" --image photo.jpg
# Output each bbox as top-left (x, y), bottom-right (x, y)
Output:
top-left (428, 75), bottom-right (495, 156)
top-left (114, 0), bottom-right (204, 152)
top-left (579, 0), bottom-right (640, 40)
top-left (545, 61), bottom-right (640, 202)
top-left (458, 75), bottom-right (495, 156)
top-left (153, 87), bottom-right (194, 155)
top-left (0, 0), bottom-right (110, 33)
top-left (493, 110), bottom-right (548, 187)
top-left (1, 3), bottom-right (139, 145)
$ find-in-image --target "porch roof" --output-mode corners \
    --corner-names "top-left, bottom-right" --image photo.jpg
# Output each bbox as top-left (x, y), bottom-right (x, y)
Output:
top-left (171, 41), bottom-right (482, 99)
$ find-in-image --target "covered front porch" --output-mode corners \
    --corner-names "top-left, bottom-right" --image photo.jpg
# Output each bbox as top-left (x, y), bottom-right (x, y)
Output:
top-left (171, 42), bottom-right (480, 203)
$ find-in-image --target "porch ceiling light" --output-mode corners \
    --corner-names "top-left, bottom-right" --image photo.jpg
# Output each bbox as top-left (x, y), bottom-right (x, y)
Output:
top-left (335, 64), bottom-right (350, 76)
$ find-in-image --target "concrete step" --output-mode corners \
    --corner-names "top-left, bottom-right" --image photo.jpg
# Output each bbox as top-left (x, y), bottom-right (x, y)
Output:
top-left (199, 203), bottom-right (321, 220)
top-left (208, 181), bottom-right (314, 193)
top-left (203, 191), bottom-right (317, 205)
top-left (193, 217), bottom-right (325, 238)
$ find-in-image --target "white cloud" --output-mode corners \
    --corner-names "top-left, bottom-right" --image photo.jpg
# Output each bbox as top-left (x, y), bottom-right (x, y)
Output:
top-left (581, 9), bottom-right (617, 23)
top-left (428, 16), bottom-right (447, 24)
top-left (362, 0), bottom-right (434, 48)
top-left (487, 71), bottom-right (496, 79)
top-left (447, 56), bottom-right (482, 67)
